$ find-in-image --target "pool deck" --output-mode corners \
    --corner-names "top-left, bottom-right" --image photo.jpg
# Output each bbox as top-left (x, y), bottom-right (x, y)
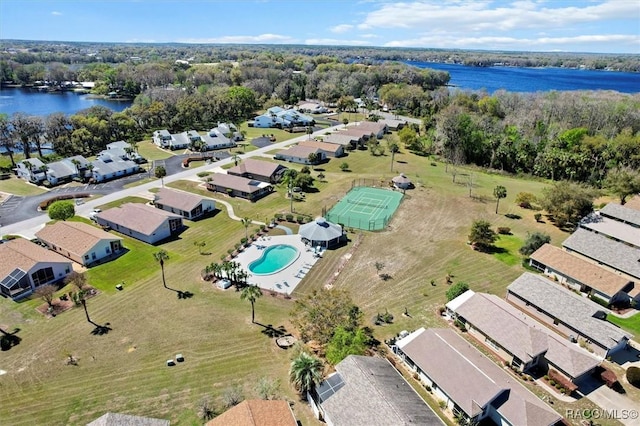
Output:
top-left (234, 234), bottom-right (321, 295)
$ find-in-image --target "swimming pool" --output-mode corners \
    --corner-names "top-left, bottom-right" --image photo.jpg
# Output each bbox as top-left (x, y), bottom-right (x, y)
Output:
top-left (249, 244), bottom-right (300, 275)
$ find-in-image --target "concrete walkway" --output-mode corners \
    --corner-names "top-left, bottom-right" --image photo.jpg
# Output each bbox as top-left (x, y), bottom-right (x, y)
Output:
top-left (1, 124), bottom-right (344, 239)
top-left (275, 224), bottom-right (293, 235)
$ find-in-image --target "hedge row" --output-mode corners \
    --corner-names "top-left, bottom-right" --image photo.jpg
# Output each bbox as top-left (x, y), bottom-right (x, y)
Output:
top-left (39, 193), bottom-right (89, 210)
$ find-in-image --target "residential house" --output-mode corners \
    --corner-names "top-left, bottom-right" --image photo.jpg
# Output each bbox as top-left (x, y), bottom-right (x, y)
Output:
top-left (580, 211), bottom-right (640, 249)
top-left (152, 129), bottom-right (173, 148)
top-left (205, 173), bottom-right (273, 201)
top-left (599, 202), bottom-right (640, 227)
top-left (206, 400), bottom-right (296, 426)
top-left (529, 244), bottom-right (635, 304)
top-left (506, 272), bottom-right (631, 358)
top-left (447, 291), bottom-right (600, 386)
top-left (354, 121), bottom-right (388, 138)
top-left (394, 328), bottom-right (562, 426)
top-left (253, 107), bottom-right (314, 128)
top-left (379, 117), bottom-right (408, 131)
top-left (35, 221), bottom-right (124, 267)
top-left (95, 203), bottom-right (184, 244)
top-left (338, 128), bottom-right (374, 148)
top-left (298, 140), bottom-right (344, 158)
top-left (562, 228), bottom-right (640, 281)
top-left (90, 158), bottom-right (140, 183)
top-left (45, 158), bottom-right (79, 185)
top-left (274, 145), bottom-right (325, 165)
top-left (87, 412), bottom-right (169, 426)
top-left (310, 355), bottom-right (443, 426)
top-left (15, 158), bottom-right (47, 183)
top-left (170, 130), bottom-right (198, 150)
top-left (104, 141), bottom-right (145, 163)
top-left (0, 238), bottom-right (72, 300)
top-left (202, 127), bottom-right (237, 151)
top-left (217, 122), bottom-right (244, 141)
top-left (319, 133), bottom-right (362, 149)
top-left (227, 159), bottom-right (287, 183)
top-left (153, 188), bottom-right (215, 220)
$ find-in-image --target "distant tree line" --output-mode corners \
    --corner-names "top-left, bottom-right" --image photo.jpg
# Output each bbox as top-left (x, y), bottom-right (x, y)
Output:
top-left (2, 40), bottom-right (638, 72)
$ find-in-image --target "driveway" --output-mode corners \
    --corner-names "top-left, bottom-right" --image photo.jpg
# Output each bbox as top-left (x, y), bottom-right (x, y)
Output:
top-left (578, 376), bottom-right (640, 426)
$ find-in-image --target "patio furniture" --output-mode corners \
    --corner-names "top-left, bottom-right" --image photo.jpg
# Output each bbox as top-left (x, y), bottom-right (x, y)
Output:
top-left (167, 359), bottom-right (175, 366)
top-left (176, 353), bottom-right (184, 362)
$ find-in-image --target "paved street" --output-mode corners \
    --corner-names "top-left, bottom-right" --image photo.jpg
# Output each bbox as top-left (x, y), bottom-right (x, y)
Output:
top-left (0, 125), bottom-right (343, 238)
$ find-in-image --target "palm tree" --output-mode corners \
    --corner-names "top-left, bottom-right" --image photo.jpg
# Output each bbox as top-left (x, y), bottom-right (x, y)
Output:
top-left (0, 115), bottom-right (16, 169)
top-left (493, 185), bottom-right (507, 214)
top-left (289, 352), bottom-right (324, 398)
top-left (241, 217), bottom-right (251, 240)
top-left (70, 158), bottom-right (81, 176)
top-left (306, 126), bottom-right (313, 140)
top-left (388, 140), bottom-right (399, 172)
top-left (154, 250), bottom-right (170, 289)
top-left (78, 290), bottom-right (92, 324)
top-left (231, 153), bottom-right (240, 167)
top-left (38, 165), bottom-right (49, 183)
top-left (240, 284), bottom-right (262, 323)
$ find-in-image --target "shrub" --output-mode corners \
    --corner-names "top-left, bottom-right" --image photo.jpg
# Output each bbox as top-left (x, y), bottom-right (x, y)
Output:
top-left (285, 213), bottom-right (294, 222)
top-left (274, 213), bottom-right (283, 221)
top-left (534, 213), bottom-right (542, 222)
top-left (515, 192), bottom-right (537, 208)
top-left (296, 215), bottom-right (305, 223)
top-left (240, 237), bottom-right (248, 245)
top-left (626, 366), bottom-right (640, 388)
top-left (497, 227), bottom-right (511, 235)
top-left (446, 282), bottom-right (470, 302)
top-left (519, 231), bottom-right (551, 256)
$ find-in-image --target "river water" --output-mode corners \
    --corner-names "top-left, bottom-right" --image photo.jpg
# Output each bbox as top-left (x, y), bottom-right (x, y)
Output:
top-left (406, 61), bottom-right (640, 94)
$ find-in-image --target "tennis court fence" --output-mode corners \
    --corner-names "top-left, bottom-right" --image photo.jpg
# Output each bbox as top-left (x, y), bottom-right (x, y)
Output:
top-left (324, 212), bottom-right (390, 231)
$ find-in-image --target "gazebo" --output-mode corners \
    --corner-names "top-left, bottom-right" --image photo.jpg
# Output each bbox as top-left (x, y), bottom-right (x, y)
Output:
top-left (299, 217), bottom-right (345, 249)
top-left (392, 173), bottom-right (412, 190)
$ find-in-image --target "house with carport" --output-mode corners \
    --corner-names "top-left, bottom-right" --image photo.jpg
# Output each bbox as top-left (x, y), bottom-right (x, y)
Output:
top-left (35, 221), bottom-right (124, 267)
top-left (447, 290), bottom-right (600, 388)
top-left (90, 158), bottom-right (140, 183)
top-left (394, 328), bottom-right (562, 426)
top-left (227, 159), bottom-right (287, 183)
top-left (529, 243), bottom-right (635, 305)
top-left (205, 173), bottom-right (273, 202)
top-left (95, 203), bottom-right (184, 244)
top-left (318, 133), bottom-right (360, 149)
top-left (202, 127), bottom-right (236, 151)
top-left (506, 272), bottom-right (632, 358)
top-left (152, 129), bottom-right (174, 148)
top-left (0, 238), bottom-right (72, 300)
top-left (153, 188), bottom-right (216, 220)
top-left (309, 355), bottom-right (443, 425)
top-left (354, 121), bottom-right (388, 138)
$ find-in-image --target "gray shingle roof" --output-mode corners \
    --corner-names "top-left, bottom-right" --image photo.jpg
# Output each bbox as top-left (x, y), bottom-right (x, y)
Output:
top-left (397, 328), bottom-right (560, 426)
top-left (580, 212), bottom-right (640, 248)
top-left (562, 228), bottom-right (640, 279)
top-left (600, 203), bottom-right (640, 227)
top-left (453, 293), bottom-right (599, 378)
top-left (154, 188), bottom-right (207, 212)
top-left (320, 355), bottom-right (443, 425)
top-left (96, 203), bottom-right (182, 236)
top-left (507, 273), bottom-right (631, 350)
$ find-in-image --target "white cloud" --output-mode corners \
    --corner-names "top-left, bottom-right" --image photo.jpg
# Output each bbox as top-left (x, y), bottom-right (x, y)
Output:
top-left (330, 24), bottom-right (353, 34)
top-left (51, 11), bottom-right (62, 16)
top-left (360, 33), bottom-right (379, 39)
top-left (305, 38), bottom-right (371, 46)
top-left (179, 34), bottom-right (296, 44)
top-left (360, 0), bottom-right (638, 32)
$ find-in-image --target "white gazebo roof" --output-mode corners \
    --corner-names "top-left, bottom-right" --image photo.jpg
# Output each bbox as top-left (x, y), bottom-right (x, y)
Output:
top-left (299, 217), bottom-right (343, 242)
top-left (392, 173), bottom-right (411, 184)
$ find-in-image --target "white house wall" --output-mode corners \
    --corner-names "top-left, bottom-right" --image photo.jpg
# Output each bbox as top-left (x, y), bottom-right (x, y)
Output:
top-left (28, 261), bottom-right (72, 291)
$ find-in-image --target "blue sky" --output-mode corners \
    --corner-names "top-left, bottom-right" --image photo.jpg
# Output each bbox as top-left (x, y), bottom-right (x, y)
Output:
top-left (1, 0), bottom-right (638, 54)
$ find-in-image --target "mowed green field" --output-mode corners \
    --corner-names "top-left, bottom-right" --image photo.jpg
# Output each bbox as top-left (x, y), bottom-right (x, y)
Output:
top-left (1, 145), bottom-right (595, 425)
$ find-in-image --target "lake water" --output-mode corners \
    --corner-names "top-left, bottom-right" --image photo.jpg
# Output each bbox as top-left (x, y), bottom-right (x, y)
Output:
top-left (0, 87), bottom-right (133, 117)
top-left (406, 61), bottom-right (640, 94)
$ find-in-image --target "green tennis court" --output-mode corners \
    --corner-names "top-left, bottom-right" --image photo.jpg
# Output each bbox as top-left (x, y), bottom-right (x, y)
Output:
top-left (325, 186), bottom-right (403, 231)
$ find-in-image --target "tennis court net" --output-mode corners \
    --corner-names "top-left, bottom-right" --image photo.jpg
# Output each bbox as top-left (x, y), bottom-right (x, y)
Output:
top-left (347, 199), bottom-right (387, 209)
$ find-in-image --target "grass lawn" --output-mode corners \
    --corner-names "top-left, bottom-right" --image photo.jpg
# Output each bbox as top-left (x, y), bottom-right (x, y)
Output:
top-left (1, 143), bottom-right (617, 425)
top-left (96, 196), bottom-right (150, 210)
top-left (136, 140), bottom-right (175, 161)
top-left (492, 233), bottom-right (525, 266)
top-left (607, 313), bottom-right (640, 337)
top-left (0, 176), bottom-right (48, 196)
